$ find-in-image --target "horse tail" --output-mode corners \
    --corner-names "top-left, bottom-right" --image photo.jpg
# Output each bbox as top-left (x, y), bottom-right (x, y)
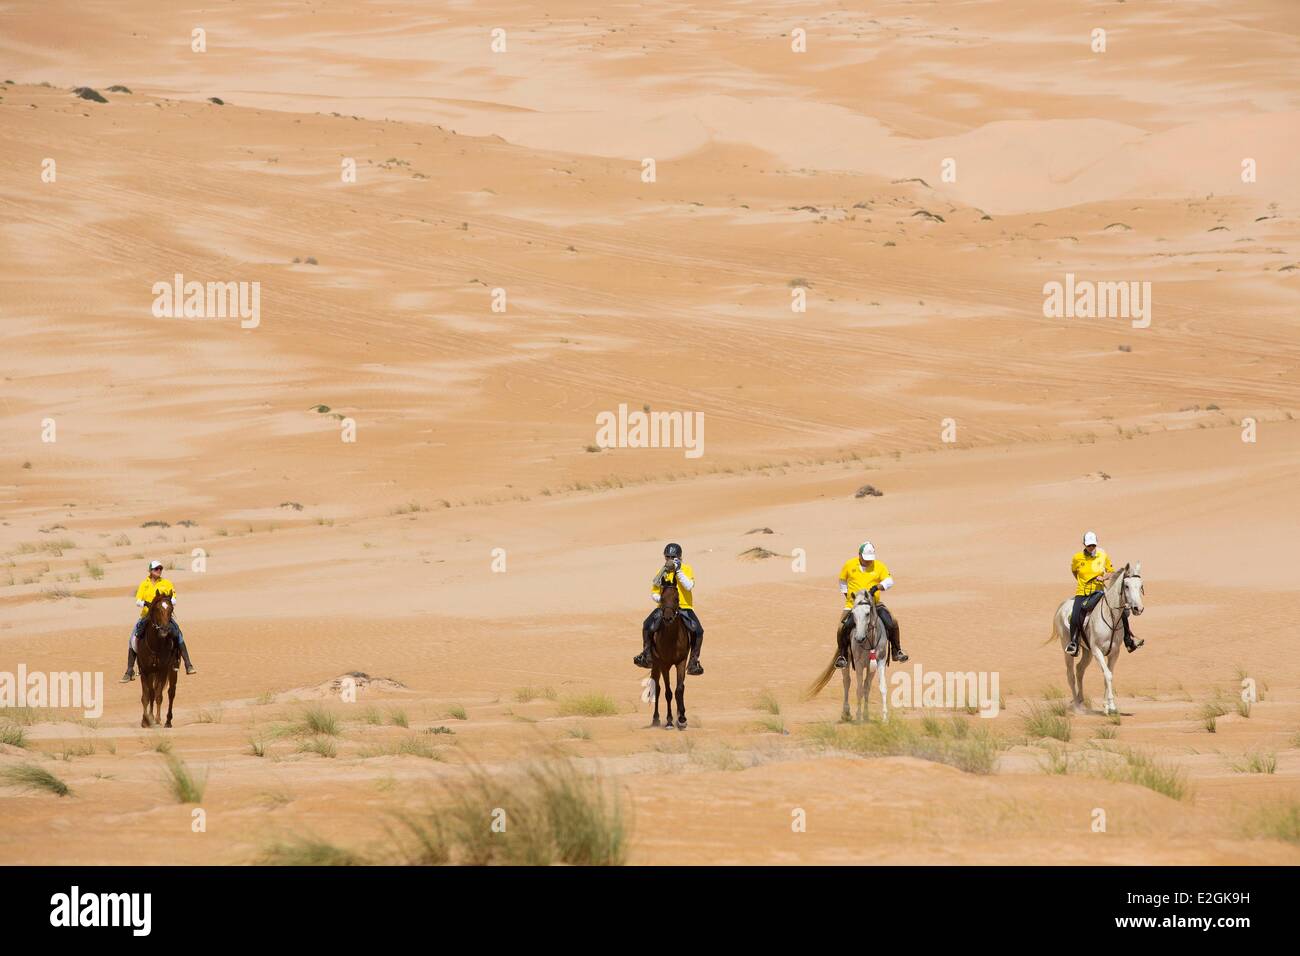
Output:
top-left (803, 650), bottom-right (840, 700)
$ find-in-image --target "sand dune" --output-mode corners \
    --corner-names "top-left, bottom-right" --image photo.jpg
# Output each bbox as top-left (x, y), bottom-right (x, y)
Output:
top-left (1, 1), bottom-right (1298, 865)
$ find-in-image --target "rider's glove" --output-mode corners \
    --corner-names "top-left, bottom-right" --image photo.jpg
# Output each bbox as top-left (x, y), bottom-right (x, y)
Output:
top-left (671, 558), bottom-right (681, 571)
top-left (869, 585), bottom-right (880, 595)
top-left (136, 600), bottom-right (146, 607)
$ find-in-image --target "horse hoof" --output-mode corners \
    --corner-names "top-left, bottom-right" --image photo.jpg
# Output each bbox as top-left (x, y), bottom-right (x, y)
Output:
top-left (650, 718), bottom-right (660, 727)
top-left (663, 721), bottom-right (675, 730)
top-left (677, 719), bottom-right (687, 728)
top-left (165, 721), bottom-right (172, 728)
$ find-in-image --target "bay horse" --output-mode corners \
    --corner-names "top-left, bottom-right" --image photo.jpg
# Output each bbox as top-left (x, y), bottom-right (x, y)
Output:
top-left (137, 591), bottom-right (180, 728)
top-left (650, 582), bottom-right (691, 729)
top-left (1049, 562), bottom-right (1144, 715)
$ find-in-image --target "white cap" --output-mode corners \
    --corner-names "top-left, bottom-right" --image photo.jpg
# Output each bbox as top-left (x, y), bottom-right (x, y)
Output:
top-left (1082, 531), bottom-right (1098, 547)
top-left (149, 560), bottom-right (164, 570)
top-left (859, 541), bottom-right (876, 560)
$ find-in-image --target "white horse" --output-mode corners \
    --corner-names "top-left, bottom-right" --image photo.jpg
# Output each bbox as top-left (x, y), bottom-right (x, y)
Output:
top-left (842, 590), bottom-right (890, 722)
top-left (1050, 563), bottom-right (1144, 715)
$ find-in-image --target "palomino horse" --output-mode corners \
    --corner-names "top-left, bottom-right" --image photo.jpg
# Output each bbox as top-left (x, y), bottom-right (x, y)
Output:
top-left (1050, 563), bottom-right (1144, 715)
top-left (137, 591), bottom-right (180, 728)
top-left (804, 591), bottom-right (890, 721)
top-left (650, 582), bottom-right (691, 729)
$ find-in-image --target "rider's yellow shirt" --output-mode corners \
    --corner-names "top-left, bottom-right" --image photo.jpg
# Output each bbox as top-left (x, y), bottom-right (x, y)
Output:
top-left (652, 564), bottom-right (696, 611)
top-left (1070, 550), bottom-right (1114, 596)
top-left (135, 577), bottom-right (176, 617)
top-left (839, 558), bottom-right (891, 608)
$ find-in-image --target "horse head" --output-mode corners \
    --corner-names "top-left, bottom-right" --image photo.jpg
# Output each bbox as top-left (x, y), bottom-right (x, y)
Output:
top-left (148, 590), bottom-right (174, 631)
top-left (850, 590), bottom-right (877, 643)
top-left (659, 581), bottom-right (681, 625)
top-left (1122, 562), bottom-right (1144, 616)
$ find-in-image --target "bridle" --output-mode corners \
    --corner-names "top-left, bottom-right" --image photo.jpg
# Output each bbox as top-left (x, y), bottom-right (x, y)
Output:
top-left (145, 595), bottom-right (173, 638)
top-left (1097, 570), bottom-right (1140, 636)
top-left (851, 593), bottom-right (879, 646)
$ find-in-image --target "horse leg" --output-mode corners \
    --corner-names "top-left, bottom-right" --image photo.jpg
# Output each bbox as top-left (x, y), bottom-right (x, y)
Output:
top-left (651, 664), bottom-right (661, 727)
top-left (841, 661), bottom-right (852, 722)
top-left (165, 670), bottom-right (178, 728)
top-left (675, 664), bottom-right (687, 727)
top-left (854, 652), bottom-right (866, 722)
top-left (140, 676), bottom-right (152, 728)
top-left (877, 652), bottom-right (889, 721)
top-left (1073, 651), bottom-right (1092, 713)
top-left (1096, 643), bottom-right (1118, 715)
top-left (663, 676), bottom-right (674, 728)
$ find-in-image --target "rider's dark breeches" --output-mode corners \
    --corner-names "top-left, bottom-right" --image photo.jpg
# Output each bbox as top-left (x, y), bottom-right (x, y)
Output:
top-left (1070, 592), bottom-right (1104, 640)
top-left (645, 607), bottom-right (702, 640)
top-left (132, 618), bottom-right (185, 645)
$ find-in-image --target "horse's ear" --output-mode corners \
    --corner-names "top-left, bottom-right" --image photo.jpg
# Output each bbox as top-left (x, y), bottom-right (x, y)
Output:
top-left (1123, 563), bottom-right (1130, 573)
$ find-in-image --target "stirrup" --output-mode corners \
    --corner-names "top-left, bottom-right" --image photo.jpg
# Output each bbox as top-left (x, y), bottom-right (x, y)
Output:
top-left (687, 659), bottom-right (703, 676)
top-left (835, 655), bottom-right (848, 669)
top-left (119, 671), bottom-right (135, 683)
top-left (1065, 640), bottom-right (1079, 657)
top-left (1125, 637), bottom-right (1144, 653)
top-left (891, 649), bottom-right (909, 663)
top-left (185, 664), bottom-right (197, 675)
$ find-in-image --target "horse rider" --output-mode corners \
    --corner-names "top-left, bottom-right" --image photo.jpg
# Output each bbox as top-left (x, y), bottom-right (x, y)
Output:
top-left (835, 541), bottom-right (907, 668)
top-left (1067, 531), bottom-right (1143, 657)
top-left (120, 560), bottom-right (196, 682)
top-left (633, 542), bottom-right (705, 676)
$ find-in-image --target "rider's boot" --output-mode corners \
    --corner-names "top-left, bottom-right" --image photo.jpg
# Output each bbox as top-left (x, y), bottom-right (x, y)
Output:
top-left (835, 622), bottom-right (849, 669)
top-left (1065, 616), bottom-right (1080, 657)
top-left (179, 640), bottom-right (196, 675)
top-left (888, 622), bottom-right (909, 663)
top-left (686, 631), bottom-right (704, 676)
top-left (1122, 613), bottom-right (1144, 653)
top-left (633, 628), bottom-right (654, 669)
top-left (119, 647), bottom-right (137, 683)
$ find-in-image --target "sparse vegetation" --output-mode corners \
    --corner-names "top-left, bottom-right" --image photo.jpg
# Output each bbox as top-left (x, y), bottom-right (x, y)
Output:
top-left (1230, 751), bottom-right (1277, 775)
top-left (558, 693), bottom-right (618, 718)
top-left (1200, 700), bottom-right (1228, 733)
top-left (298, 736), bottom-right (338, 759)
top-left (1099, 748), bottom-right (1189, 800)
top-left (1024, 700), bottom-right (1071, 742)
top-left (259, 836), bottom-right (364, 866)
top-left (162, 755), bottom-right (207, 803)
top-left (393, 759), bottom-right (626, 866)
top-left (751, 689), bottom-right (781, 715)
top-left (446, 704), bottom-right (468, 721)
top-left (806, 717), bottom-right (1001, 775)
top-left (2, 763), bottom-right (71, 796)
top-left (1243, 801), bottom-right (1300, 844)
top-left (294, 705), bottom-right (341, 737)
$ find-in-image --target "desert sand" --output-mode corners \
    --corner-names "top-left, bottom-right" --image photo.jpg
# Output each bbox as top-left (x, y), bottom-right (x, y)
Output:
top-left (0, 1), bottom-right (1298, 865)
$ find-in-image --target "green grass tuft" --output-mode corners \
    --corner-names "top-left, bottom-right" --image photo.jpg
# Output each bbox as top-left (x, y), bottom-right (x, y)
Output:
top-left (2, 763), bottom-right (71, 796)
top-left (162, 755), bottom-right (207, 803)
top-left (557, 693), bottom-right (618, 717)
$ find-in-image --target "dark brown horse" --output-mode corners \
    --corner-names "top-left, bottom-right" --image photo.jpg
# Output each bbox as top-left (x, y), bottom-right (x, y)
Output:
top-left (651, 582), bottom-right (691, 729)
top-left (137, 591), bottom-right (179, 728)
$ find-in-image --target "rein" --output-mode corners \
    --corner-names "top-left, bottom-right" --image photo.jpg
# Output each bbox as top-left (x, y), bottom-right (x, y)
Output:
top-left (1096, 572), bottom-right (1139, 639)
